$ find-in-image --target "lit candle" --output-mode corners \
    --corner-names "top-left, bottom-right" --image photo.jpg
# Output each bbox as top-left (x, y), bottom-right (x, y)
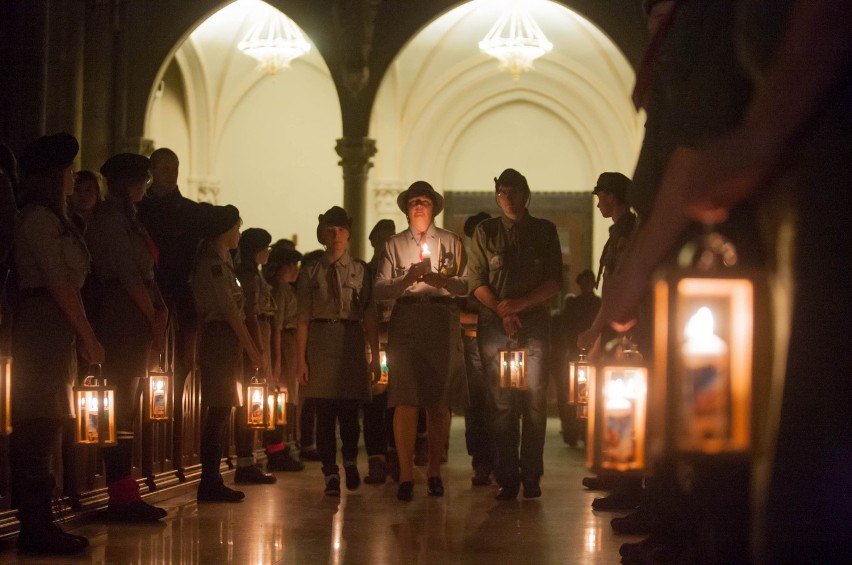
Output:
top-left (682, 306), bottom-right (730, 445)
top-left (380, 351), bottom-right (389, 384)
top-left (250, 388), bottom-right (264, 425)
top-left (603, 376), bottom-right (635, 464)
top-left (421, 242), bottom-right (432, 273)
top-left (151, 377), bottom-right (166, 418)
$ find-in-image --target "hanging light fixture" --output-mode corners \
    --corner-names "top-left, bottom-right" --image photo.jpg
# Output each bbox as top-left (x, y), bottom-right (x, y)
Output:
top-left (238, 4), bottom-right (311, 75)
top-left (478, 0), bottom-right (553, 81)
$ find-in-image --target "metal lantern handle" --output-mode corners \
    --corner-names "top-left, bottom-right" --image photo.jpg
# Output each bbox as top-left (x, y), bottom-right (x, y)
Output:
top-left (84, 364), bottom-right (103, 386)
top-left (249, 367), bottom-right (264, 385)
top-left (678, 225), bottom-right (739, 271)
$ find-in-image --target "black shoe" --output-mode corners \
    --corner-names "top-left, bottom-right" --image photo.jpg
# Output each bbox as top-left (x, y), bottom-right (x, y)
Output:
top-left (494, 485), bottom-right (519, 501)
top-left (427, 477), bottom-right (444, 497)
top-left (324, 475), bottom-right (341, 497)
top-left (266, 450), bottom-right (305, 472)
top-left (234, 465), bottom-right (277, 485)
top-left (103, 500), bottom-right (167, 522)
top-left (197, 481), bottom-right (245, 503)
top-left (619, 537), bottom-right (686, 564)
top-left (17, 522), bottom-right (88, 555)
top-left (592, 490), bottom-right (640, 511)
top-left (397, 481), bottom-right (414, 501)
top-left (387, 451), bottom-right (401, 483)
top-left (523, 482), bottom-right (541, 499)
top-left (414, 437), bottom-right (428, 466)
top-left (582, 475), bottom-right (619, 490)
top-left (611, 508), bottom-right (650, 535)
top-left (364, 457), bottom-right (387, 485)
top-left (471, 467), bottom-right (492, 487)
top-left (300, 449), bottom-right (321, 462)
top-left (344, 465), bottom-right (361, 490)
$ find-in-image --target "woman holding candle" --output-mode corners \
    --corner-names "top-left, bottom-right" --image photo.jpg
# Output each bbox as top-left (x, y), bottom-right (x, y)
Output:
top-left (296, 206), bottom-right (379, 496)
top-left (375, 181), bottom-right (468, 501)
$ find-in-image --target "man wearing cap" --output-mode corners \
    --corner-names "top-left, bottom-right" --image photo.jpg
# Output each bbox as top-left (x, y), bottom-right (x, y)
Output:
top-left (593, 172), bottom-right (637, 294)
top-left (468, 168), bottom-right (562, 501)
top-left (375, 181), bottom-right (468, 501)
top-left (137, 147), bottom-right (204, 480)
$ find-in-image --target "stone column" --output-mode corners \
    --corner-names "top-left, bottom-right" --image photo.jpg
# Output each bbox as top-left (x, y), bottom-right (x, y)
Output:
top-left (335, 137), bottom-right (377, 258)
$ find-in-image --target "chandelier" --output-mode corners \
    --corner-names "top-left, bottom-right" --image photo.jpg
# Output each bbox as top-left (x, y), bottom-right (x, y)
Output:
top-left (478, 1), bottom-right (553, 81)
top-left (238, 7), bottom-right (311, 75)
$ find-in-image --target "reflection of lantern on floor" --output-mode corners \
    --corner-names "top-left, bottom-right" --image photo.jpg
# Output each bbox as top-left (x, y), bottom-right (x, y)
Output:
top-left (499, 340), bottom-right (528, 390)
top-left (569, 349), bottom-right (594, 420)
top-left (246, 371), bottom-right (269, 430)
top-left (652, 231), bottom-right (755, 459)
top-left (144, 356), bottom-right (171, 422)
top-left (587, 337), bottom-right (647, 474)
top-left (1, 356), bottom-right (11, 435)
top-left (73, 366), bottom-right (117, 445)
top-left (378, 343), bottom-right (389, 385)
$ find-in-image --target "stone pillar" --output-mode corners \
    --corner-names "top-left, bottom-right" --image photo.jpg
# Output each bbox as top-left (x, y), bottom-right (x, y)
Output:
top-left (336, 137), bottom-right (377, 258)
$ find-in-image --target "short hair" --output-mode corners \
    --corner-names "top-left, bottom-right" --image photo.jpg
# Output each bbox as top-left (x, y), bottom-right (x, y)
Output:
top-left (150, 147), bottom-right (178, 168)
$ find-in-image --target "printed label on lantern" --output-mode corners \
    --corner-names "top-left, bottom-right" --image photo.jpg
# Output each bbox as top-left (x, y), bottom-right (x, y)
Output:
top-left (152, 392), bottom-right (166, 418)
top-left (87, 413), bottom-right (99, 442)
top-left (604, 409), bottom-right (634, 464)
top-left (250, 403), bottom-right (263, 424)
top-left (684, 364), bottom-right (730, 443)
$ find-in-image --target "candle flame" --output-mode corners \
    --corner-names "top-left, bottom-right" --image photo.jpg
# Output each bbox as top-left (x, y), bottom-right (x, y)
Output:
top-left (685, 306), bottom-right (715, 340)
top-left (421, 242), bottom-right (430, 256)
top-left (252, 389), bottom-right (263, 402)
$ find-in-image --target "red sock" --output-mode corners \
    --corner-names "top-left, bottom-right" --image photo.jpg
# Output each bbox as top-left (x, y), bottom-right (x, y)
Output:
top-left (107, 476), bottom-right (141, 505)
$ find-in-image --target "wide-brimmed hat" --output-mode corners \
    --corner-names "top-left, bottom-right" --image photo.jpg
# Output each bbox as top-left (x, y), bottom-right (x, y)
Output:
top-left (493, 168), bottom-right (529, 192)
top-left (316, 206), bottom-right (352, 244)
top-left (396, 181), bottom-right (444, 216)
top-left (100, 153), bottom-right (150, 183)
top-left (18, 133), bottom-right (79, 177)
top-left (592, 172), bottom-right (631, 202)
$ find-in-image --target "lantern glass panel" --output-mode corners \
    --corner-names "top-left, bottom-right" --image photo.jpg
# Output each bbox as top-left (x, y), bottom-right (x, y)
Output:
top-left (499, 348), bottom-right (528, 390)
top-left (599, 366), bottom-right (646, 472)
top-left (247, 382), bottom-right (267, 429)
top-left (146, 371), bottom-right (170, 421)
top-left (276, 390), bottom-right (287, 425)
top-left (1, 356), bottom-right (10, 435)
top-left (569, 354), bottom-right (594, 420)
top-left (266, 393), bottom-right (276, 431)
top-left (379, 347), bottom-right (389, 385)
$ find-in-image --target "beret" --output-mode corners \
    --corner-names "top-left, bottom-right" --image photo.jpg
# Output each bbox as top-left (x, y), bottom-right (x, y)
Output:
top-left (593, 172), bottom-right (632, 202)
top-left (100, 153), bottom-right (150, 182)
top-left (239, 227), bottom-right (272, 256)
top-left (368, 219), bottom-right (396, 242)
top-left (200, 203), bottom-right (240, 238)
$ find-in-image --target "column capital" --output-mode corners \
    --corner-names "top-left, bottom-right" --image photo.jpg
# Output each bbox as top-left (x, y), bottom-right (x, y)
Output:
top-left (335, 137), bottom-right (377, 174)
top-left (335, 137), bottom-right (377, 258)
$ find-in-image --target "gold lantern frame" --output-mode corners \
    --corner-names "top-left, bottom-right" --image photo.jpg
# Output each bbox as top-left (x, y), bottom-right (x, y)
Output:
top-left (73, 366), bottom-right (117, 446)
top-left (143, 354), bottom-right (171, 422)
top-left (498, 340), bottom-right (529, 390)
top-left (587, 338), bottom-right (648, 476)
top-left (1, 355), bottom-right (11, 435)
top-left (569, 349), bottom-right (594, 420)
top-left (246, 372), bottom-right (269, 430)
top-left (653, 268), bottom-right (756, 461)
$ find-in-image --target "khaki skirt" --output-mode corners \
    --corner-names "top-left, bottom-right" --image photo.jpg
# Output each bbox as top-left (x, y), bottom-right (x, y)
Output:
top-left (199, 321), bottom-right (242, 407)
top-left (303, 321), bottom-right (371, 402)
top-left (386, 302), bottom-right (468, 410)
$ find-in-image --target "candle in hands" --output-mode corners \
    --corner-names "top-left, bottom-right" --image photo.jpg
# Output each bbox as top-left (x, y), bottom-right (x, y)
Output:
top-left (421, 242), bottom-right (432, 273)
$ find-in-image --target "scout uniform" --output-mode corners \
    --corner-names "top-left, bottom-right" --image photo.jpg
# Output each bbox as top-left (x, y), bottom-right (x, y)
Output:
top-left (375, 223), bottom-right (468, 409)
top-left (468, 206), bottom-right (563, 495)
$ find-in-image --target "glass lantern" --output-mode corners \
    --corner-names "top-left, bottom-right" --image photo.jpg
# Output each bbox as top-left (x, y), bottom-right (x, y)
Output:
top-left (275, 388), bottom-right (287, 426)
top-left (569, 349), bottom-right (594, 420)
top-left (73, 366), bottom-right (117, 445)
top-left (1, 355), bottom-right (11, 435)
top-left (378, 344), bottom-right (389, 386)
top-left (143, 355), bottom-right (171, 422)
top-left (499, 341), bottom-right (528, 390)
top-left (587, 337), bottom-right (648, 475)
top-left (246, 371), bottom-right (269, 430)
top-left (265, 391), bottom-right (277, 431)
top-left (652, 231), bottom-right (756, 459)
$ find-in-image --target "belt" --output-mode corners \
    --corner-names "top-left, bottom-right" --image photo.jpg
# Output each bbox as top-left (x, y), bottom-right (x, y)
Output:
top-left (18, 287), bottom-right (51, 298)
top-left (311, 318), bottom-right (360, 325)
top-left (396, 295), bottom-right (455, 305)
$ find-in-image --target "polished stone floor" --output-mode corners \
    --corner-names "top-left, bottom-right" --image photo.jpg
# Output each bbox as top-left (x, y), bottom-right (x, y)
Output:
top-left (1, 416), bottom-right (641, 564)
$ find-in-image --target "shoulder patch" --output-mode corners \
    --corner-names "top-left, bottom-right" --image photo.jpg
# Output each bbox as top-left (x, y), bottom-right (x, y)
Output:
top-left (211, 264), bottom-right (223, 277)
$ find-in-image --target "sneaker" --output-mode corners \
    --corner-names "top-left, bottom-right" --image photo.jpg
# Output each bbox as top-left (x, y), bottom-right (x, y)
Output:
top-left (17, 522), bottom-right (88, 555)
top-left (324, 475), bottom-right (341, 497)
top-left (103, 500), bottom-right (168, 522)
top-left (364, 457), bottom-right (387, 485)
top-left (266, 450), bottom-right (305, 472)
top-left (197, 481), bottom-right (245, 503)
top-left (344, 465), bottom-right (361, 490)
top-left (386, 451), bottom-right (400, 483)
top-left (397, 481), bottom-right (414, 501)
top-left (426, 477), bottom-right (444, 497)
top-left (471, 466), bottom-right (492, 486)
top-left (494, 485), bottom-right (519, 501)
top-left (234, 465), bottom-right (277, 485)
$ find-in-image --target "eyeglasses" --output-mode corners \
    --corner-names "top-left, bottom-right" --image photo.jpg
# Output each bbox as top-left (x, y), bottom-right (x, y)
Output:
top-left (407, 198), bottom-right (433, 208)
top-left (144, 171), bottom-right (154, 187)
top-left (496, 186), bottom-right (522, 198)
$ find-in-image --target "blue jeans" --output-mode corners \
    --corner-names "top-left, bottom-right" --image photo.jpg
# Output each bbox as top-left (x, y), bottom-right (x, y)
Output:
top-left (478, 307), bottom-right (549, 488)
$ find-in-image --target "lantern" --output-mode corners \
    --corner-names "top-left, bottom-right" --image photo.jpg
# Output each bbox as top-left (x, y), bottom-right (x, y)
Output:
top-left (246, 371), bottom-right (269, 429)
top-left (499, 341), bottom-right (528, 390)
top-left (569, 349), bottom-right (594, 419)
top-left (275, 388), bottom-right (288, 426)
top-left (1, 355), bottom-right (11, 435)
top-left (587, 337), bottom-right (647, 475)
top-left (378, 343), bottom-right (389, 386)
top-left (143, 354), bottom-right (171, 422)
top-left (265, 391), bottom-right (277, 431)
top-left (652, 231), bottom-right (755, 459)
top-left (73, 366), bottom-right (117, 445)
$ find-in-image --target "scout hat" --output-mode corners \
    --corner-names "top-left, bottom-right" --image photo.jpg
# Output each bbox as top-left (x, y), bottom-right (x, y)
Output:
top-left (18, 133), bottom-right (79, 178)
top-left (592, 172), bottom-right (631, 202)
top-left (270, 238), bottom-right (302, 264)
top-left (493, 168), bottom-right (529, 192)
top-left (368, 219), bottom-right (396, 244)
top-left (200, 203), bottom-right (240, 238)
top-left (100, 153), bottom-right (150, 183)
top-left (239, 227), bottom-right (272, 257)
top-left (396, 181), bottom-right (444, 216)
top-left (316, 205), bottom-right (352, 244)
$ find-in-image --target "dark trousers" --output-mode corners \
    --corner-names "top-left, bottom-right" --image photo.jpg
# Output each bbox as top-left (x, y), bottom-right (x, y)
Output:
top-left (463, 334), bottom-right (495, 471)
top-left (234, 404), bottom-right (255, 459)
top-left (479, 308), bottom-right (549, 488)
top-left (300, 397), bottom-right (318, 448)
top-left (314, 398), bottom-right (360, 476)
top-left (10, 418), bottom-right (61, 521)
top-left (200, 406), bottom-right (232, 483)
top-left (362, 391), bottom-right (394, 456)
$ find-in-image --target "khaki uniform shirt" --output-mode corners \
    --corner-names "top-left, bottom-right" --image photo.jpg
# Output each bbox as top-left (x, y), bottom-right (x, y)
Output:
top-left (238, 266), bottom-right (277, 319)
top-left (86, 200), bottom-right (155, 286)
top-left (273, 282), bottom-right (298, 330)
top-left (15, 206), bottom-right (89, 289)
top-left (374, 224), bottom-right (467, 300)
top-left (191, 243), bottom-right (244, 322)
top-left (296, 252), bottom-right (373, 321)
top-left (467, 213), bottom-right (562, 299)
